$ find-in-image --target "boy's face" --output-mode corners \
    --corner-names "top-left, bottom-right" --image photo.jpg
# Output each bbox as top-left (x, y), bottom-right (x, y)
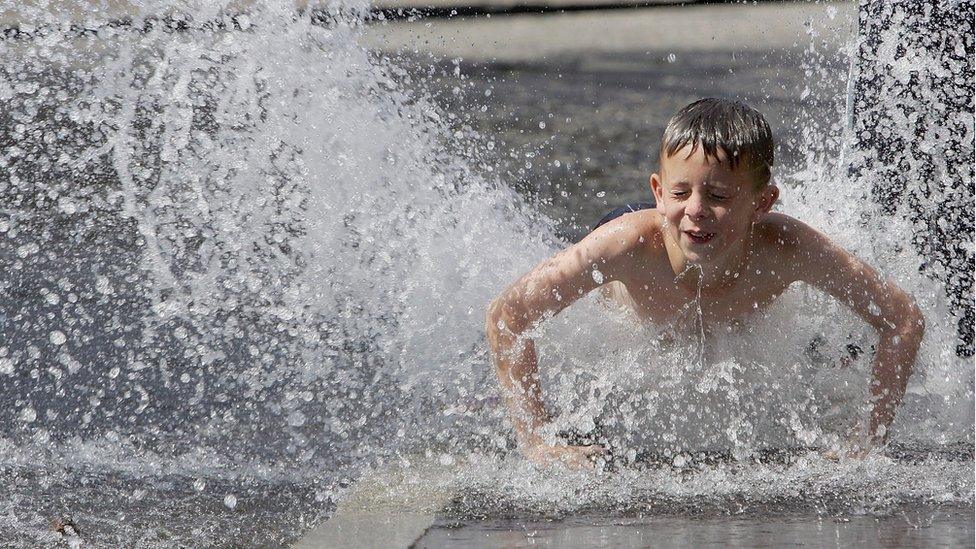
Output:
top-left (650, 144), bottom-right (777, 266)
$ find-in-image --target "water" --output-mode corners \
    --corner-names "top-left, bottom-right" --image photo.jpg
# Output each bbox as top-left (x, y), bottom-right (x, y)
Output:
top-left (0, 1), bottom-right (971, 546)
top-left (420, 507), bottom-right (975, 548)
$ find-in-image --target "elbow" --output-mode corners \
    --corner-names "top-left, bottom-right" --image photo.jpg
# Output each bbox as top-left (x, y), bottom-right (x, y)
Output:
top-left (901, 297), bottom-right (925, 348)
top-left (485, 297), bottom-right (528, 341)
top-left (881, 295), bottom-right (925, 347)
top-left (485, 298), bottom-right (502, 332)
top-left (883, 297), bottom-right (924, 380)
top-left (485, 298), bottom-right (522, 379)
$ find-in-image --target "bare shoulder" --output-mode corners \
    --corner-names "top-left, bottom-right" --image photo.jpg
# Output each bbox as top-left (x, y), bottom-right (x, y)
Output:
top-left (586, 210), bottom-right (669, 288)
top-left (754, 212), bottom-right (806, 241)
top-left (583, 209), bottom-right (664, 252)
top-left (516, 209), bottom-right (661, 291)
top-left (754, 212), bottom-right (831, 249)
top-left (753, 213), bottom-right (838, 277)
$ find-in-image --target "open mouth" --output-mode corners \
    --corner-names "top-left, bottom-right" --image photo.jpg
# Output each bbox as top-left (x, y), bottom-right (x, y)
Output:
top-left (683, 230), bottom-right (715, 244)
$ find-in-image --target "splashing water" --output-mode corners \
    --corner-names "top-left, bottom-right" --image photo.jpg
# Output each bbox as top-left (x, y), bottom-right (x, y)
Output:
top-left (0, 0), bottom-right (971, 545)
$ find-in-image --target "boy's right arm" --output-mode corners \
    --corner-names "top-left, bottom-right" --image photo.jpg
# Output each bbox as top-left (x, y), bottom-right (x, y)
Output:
top-left (485, 221), bottom-right (644, 469)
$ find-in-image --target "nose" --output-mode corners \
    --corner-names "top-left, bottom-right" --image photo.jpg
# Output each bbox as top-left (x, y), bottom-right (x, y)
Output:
top-left (685, 191), bottom-right (710, 221)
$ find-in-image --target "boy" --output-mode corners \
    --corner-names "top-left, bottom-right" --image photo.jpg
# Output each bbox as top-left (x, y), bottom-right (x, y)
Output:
top-left (485, 98), bottom-right (924, 470)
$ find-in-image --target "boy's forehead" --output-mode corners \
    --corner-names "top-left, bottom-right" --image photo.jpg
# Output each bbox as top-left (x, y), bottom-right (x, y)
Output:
top-left (662, 147), bottom-right (741, 179)
top-left (663, 143), bottom-right (734, 167)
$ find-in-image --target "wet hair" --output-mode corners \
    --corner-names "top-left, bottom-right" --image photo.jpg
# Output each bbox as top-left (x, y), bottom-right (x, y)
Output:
top-left (660, 98), bottom-right (774, 188)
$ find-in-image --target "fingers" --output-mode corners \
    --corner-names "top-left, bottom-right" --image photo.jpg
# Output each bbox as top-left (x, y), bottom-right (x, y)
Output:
top-left (822, 444), bottom-right (871, 462)
top-left (550, 447), bottom-right (599, 470)
top-left (561, 453), bottom-right (594, 470)
top-left (570, 445), bottom-right (612, 470)
top-left (555, 447), bottom-right (593, 470)
top-left (524, 443), bottom-right (608, 471)
top-left (580, 444), bottom-right (607, 456)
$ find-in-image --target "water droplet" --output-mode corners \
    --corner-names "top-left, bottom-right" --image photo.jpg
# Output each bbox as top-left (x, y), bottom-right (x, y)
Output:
top-left (20, 407), bottom-right (36, 422)
top-left (58, 198), bottom-right (77, 214)
top-left (224, 494), bottom-right (237, 509)
top-left (15, 242), bottom-right (38, 258)
top-left (49, 330), bottom-right (66, 345)
top-left (95, 276), bottom-right (111, 294)
top-left (591, 269), bottom-right (604, 284)
top-left (287, 411), bottom-right (306, 427)
top-left (667, 53), bottom-right (677, 63)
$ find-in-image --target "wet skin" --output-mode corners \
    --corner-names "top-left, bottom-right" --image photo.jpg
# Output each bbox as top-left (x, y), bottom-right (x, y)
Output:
top-left (486, 145), bottom-right (924, 470)
top-left (599, 213), bottom-right (798, 328)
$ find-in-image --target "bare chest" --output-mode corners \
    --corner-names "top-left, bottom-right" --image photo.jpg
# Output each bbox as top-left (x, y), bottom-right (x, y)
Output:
top-left (614, 270), bottom-right (794, 327)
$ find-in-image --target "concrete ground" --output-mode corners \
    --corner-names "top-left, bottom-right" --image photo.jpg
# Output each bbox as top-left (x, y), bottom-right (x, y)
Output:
top-left (362, 1), bottom-right (855, 63)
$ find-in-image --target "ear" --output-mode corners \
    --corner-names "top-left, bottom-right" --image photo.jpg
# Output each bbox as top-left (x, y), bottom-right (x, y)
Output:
top-left (650, 173), bottom-right (665, 213)
top-left (754, 184), bottom-right (779, 216)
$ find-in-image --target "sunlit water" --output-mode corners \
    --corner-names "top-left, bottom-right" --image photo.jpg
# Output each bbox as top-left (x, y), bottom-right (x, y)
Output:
top-left (0, 1), bottom-right (971, 546)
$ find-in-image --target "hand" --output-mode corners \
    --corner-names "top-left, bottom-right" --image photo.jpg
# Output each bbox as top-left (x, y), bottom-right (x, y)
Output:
top-left (523, 442), bottom-right (607, 471)
top-left (822, 435), bottom-right (875, 461)
top-left (822, 445), bottom-right (870, 461)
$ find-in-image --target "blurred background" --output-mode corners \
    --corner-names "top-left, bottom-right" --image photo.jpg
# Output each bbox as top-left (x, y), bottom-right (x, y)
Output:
top-left (360, 0), bottom-right (854, 240)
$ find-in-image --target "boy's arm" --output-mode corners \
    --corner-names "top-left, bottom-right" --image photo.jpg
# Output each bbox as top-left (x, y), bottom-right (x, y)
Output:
top-left (785, 221), bottom-right (925, 449)
top-left (485, 219), bottom-right (645, 469)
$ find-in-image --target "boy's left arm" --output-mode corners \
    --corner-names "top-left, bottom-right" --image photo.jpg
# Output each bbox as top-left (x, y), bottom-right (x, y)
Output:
top-left (785, 221), bottom-right (925, 450)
